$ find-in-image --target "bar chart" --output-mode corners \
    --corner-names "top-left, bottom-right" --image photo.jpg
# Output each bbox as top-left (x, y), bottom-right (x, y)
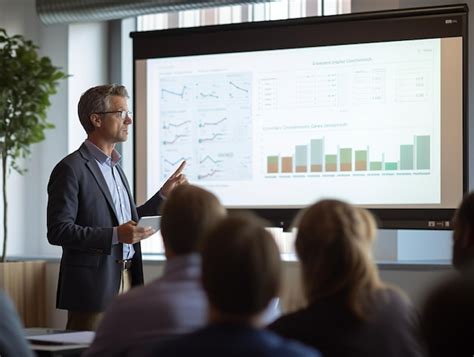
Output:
top-left (266, 135), bottom-right (431, 174)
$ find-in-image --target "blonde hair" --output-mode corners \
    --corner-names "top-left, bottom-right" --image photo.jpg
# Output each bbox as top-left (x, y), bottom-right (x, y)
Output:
top-left (295, 200), bottom-right (383, 320)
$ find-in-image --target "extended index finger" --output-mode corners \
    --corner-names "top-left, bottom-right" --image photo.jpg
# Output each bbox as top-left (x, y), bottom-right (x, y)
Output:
top-left (171, 160), bottom-right (186, 178)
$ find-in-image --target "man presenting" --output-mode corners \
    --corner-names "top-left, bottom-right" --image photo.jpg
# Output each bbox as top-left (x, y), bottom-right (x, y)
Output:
top-left (47, 84), bottom-right (186, 331)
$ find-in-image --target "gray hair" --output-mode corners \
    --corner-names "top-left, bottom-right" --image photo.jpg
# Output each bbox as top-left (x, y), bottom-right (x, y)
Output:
top-left (77, 84), bottom-right (129, 133)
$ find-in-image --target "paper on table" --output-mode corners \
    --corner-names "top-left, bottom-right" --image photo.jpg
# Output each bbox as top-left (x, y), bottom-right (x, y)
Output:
top-left (27, 331), bottom-right (95, 345)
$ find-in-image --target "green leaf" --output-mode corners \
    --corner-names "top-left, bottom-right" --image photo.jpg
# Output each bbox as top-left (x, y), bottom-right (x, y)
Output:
top-left (0, 27), bottom-right (67, 172)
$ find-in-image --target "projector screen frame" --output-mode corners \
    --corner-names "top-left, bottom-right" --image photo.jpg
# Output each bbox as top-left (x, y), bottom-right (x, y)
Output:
top-left (131, 4), bottom-right (468, 230)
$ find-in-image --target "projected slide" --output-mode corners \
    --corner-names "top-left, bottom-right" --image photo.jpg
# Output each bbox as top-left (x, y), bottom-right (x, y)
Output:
top-left (145, 37), bottom-right (444, 207)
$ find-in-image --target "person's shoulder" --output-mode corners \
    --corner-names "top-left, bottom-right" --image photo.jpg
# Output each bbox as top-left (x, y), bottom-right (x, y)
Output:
top-left (371, 286), bottom-right (418, 330)
top-left (50, 146), bottom-right (88, 179)
top-left (105, 276), bottom-right (184, 316)
top-left (376, 285), bottom-right (414, 311)
top-left (267, 307), bottom-right (309, 332)
top-left (261, 329), bottom-right (321, 357)
top-left (51, 147), bottom-right (82, 169)
top-left (58, 146), bottom-right (86, 166)
top-left (143, 329), bottom-right (201, 356)
top-left (108, 283), bottom-right (151, 312)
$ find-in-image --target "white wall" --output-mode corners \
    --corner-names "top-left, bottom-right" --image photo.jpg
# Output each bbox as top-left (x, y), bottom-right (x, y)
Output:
top-left (67, 22), bottom-right (109, 153)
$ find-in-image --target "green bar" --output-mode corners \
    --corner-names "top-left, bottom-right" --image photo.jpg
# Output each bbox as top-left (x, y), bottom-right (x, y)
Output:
top-left (340, 148), bottom-right (352, 164)
top-left (310, 139), bottom-right (323, 165)
top-left (267, 156), bottom-right (278, 165)
top-left (385, 162), bottom-right (398, 170)
top-left (355, 150), bottom-right (367, 171)
top-left (355, 150), bottom-right (367, 162)
top-left (295, 145), bottom-right (307, 167)
top-left (416, 136), bottom-right (430, 169)
top-left (370, 162), bottom-right (382, 171)
top-left (325, 154), bottom-right (337, 165)
top-left (400, 145), bottom-right (414, 170)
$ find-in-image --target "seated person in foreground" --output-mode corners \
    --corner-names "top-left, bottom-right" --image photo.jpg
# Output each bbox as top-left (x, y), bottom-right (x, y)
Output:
top-left (420, 273), bottom-right (474, 357)
top-left (84, 184), bottom-right (226, 357)
top-left (146, 213), bottom-right (321, 357)
top-left (0, 289), bottom-right (34, 357)
top-left (268, 200), bottom-right (423, 357)
top-left (452, 191), bottom-right (474, 272)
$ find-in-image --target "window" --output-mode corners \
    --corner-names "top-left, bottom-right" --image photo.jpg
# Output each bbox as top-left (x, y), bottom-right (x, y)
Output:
top-left (137, 1), bottom-right (351, 31)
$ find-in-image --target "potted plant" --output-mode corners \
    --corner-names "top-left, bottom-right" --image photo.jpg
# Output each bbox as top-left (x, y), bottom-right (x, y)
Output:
top-left (0, 28), bottom-right (67, 325)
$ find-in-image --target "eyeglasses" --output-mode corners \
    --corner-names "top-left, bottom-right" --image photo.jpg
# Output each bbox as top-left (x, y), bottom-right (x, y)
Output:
top-left (95, 110), bottom-right (133, 120)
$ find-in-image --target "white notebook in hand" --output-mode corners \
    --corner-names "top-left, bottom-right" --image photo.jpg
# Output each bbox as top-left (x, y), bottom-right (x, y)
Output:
top-left (137, 215), bottom-right (161, 231)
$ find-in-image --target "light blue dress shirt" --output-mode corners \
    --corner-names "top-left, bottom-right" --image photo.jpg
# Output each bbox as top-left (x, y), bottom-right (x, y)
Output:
top-left (84, 140), bottom-right (134, 259)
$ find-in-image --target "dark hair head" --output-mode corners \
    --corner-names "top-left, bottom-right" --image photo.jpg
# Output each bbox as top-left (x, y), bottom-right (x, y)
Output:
top-left (160, 184), bottom-right (226, 255)
top-left (201, 213), bottom-right (281, 317)
top-left (295, 199), bottom-right (382, 320)
top-left (452, 192), bottom-right (474, 270)
top-left (420, 274), bottom-right (474, 357)
top-left (77, 84), bottom-right (128, 133)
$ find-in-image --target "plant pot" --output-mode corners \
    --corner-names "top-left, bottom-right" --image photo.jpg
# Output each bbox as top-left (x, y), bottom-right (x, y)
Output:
top-left (0, 260), bottom-right (47, 327)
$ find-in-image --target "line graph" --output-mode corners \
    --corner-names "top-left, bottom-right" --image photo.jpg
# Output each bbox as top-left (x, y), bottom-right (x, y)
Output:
top-left (164, 157), bottom-right (190, 166)
top-left (161, 86), bottom-right (187, 99)
top-left (200, 155), bottom-right (222, 164)
top-left (229, 81), bottom-right (249, 93)
top-left (199, 92), bottom-right (219, 99)
top-left (163, 134), bottom-right (189, 145)
top-left (199, 117), bottom-right (227, 128)
top-left (198, 169), bottom-right (221, 180)
top-left (198, 133), bottom-right (225, 143)
top-left (163, 120), bottom-right (191, 129)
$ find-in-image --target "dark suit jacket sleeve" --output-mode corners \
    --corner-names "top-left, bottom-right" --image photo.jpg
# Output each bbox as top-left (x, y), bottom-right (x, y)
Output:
top-left (137, 190), bottom-right (164, 218)
top-left (47, 160), bottom-right (113, 254)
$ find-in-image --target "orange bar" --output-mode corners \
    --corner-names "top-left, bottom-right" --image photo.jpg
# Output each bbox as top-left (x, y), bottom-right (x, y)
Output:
top-left (340, 163), bottom-right (352, 171)
top-left (268, 163), bottom-right (278, 173)
top-left (311, 164), bottom-right (322, 172)
top-left (325, 163), bottom-right (337, 172)
top-left (281, 157), bottom-right (293, 173)
top-left (355, 161), bottom-right (367, 171)
top-left (295, 165), bottom-right (307, 173)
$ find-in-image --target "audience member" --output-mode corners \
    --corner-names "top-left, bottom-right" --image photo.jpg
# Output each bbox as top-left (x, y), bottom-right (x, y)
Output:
top-left (420, 273), bottom-right (474, 357)
top-left (452, 192), bottom-right (474, 271)
top-left (146, 213), bottom-right (320, 357)
top-left (0, 289), bottom-right (34, 357)
top-left (84, 185), bottom-right (226, 356)
top-left (269, 200), bottom-right (423, 357)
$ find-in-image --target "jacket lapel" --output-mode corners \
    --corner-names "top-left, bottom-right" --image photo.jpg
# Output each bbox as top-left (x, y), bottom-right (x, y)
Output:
top-left (79, 144), bottom-right (120, 222)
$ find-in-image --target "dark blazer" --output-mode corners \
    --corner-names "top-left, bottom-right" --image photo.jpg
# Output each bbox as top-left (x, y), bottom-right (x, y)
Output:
top-left (144, 324), bottom-right (321, 357)
top-left (47, 143), bottom-right (163, 312)
top-left (268, 288), bottom-right (423, 357)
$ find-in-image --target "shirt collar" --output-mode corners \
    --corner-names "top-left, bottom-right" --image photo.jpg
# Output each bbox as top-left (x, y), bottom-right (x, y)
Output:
top-left (164, 253), bottom-right (201, 276)
top-left (84, 139), bottom-right (122, 166)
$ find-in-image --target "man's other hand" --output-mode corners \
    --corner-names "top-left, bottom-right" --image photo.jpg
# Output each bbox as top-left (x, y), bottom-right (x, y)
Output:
top-left (160, 160), bottom-right (188, 198)
top-left (117, 220), bottom-right (155, 244)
